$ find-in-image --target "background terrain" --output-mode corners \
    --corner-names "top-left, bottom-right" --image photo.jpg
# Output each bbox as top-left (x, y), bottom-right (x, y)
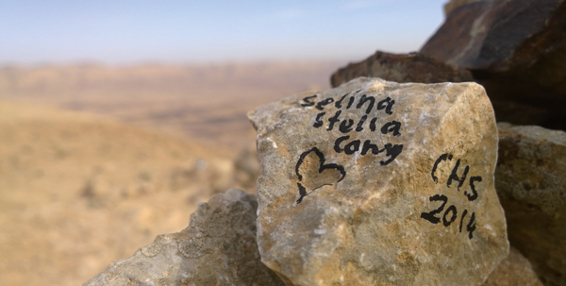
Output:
top-left (0, 61), bottom-right (337, 285)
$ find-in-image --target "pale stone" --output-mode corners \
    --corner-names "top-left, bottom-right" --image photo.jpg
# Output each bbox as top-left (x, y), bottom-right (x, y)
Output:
top-left (483, 247), bottom-right (543, 286)
top-left (249, 77), bottom-right (509, 286)
top-left (83, 189), bottom-right (285, 286)
top-left (496, 123), bottom-right (566, 286)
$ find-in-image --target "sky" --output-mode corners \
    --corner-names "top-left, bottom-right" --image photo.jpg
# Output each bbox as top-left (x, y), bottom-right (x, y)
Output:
top-left (0, 0), bottom-right (447, 65)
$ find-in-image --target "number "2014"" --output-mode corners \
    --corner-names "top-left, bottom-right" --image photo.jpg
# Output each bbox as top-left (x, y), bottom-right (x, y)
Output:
top-left (420, 194), bottom-right (476, 239)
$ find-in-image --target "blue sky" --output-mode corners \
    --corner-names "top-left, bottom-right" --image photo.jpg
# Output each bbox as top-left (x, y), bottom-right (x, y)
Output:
top-left (0, 0), bottom-right (447, 65)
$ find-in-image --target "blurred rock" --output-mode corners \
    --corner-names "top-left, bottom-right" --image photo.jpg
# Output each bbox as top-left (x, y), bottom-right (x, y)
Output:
top-left (249, 77), bottom-right (508, 285)
top-left (484, 247), bottom-right (543, 286)
top-left (421, 0), bottom-right (565, 73)
top-left (169, 158), bottom-right (236, 196)
top-left (232, 142), bottom-right (260, 191)
top-left (83, 189), bottom-right (285, 286)
top-left (330, 51), bottom-right (473, 88)
top-left (421, 0), bottom-right (566, 130)
top-left (444, 0), bottom-right (484, 15)
top-left (496, 123), bottom-right (566, 286)
top-left (487, 99), bottom-right (554, 127)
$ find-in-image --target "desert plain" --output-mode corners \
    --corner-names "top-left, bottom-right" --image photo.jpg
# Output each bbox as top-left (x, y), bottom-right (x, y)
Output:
top-left (0, 61), bottom-right (339, 286)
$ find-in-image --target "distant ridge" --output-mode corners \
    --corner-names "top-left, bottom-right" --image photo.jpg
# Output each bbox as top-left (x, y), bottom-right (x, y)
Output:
top-left (0, 61), bottom-right (340, 150)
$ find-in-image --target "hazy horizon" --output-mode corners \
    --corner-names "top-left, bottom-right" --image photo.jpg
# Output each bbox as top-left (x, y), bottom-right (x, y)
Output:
top-left (1, 0), bottom-right (447, 65)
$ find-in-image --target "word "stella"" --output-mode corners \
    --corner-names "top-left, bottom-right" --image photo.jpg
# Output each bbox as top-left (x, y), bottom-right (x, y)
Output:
top-left (301, 91), bottom-right (396, 134)
top-left (300, 91), bottom-right (403, 165)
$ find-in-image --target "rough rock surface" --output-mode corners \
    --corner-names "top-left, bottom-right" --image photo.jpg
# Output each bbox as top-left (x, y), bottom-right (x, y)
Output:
top-left (421, 0), bottom-right (566, 73)
top-left (249, 77), bottom-right (509, 286)
top-left (330, 51), bottom-right (473, 88)
top-left (496, 123), bottom-right (566, 286)
top-left (83, 189), bottom-right (285, 286)
top-left (483, 247), bottom-right (543, 286)
top-left (420, 0), bottom-right (566, 130)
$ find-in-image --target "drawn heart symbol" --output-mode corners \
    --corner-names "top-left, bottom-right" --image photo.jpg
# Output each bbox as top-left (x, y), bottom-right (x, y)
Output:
top-left (295, 147), bottom-right (346, 204)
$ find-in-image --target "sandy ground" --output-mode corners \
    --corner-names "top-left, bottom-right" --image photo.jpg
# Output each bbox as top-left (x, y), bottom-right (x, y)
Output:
top-left (0, 62), bottom-right (337, 285)
top-left (0, 101), bottom-right (238, 285)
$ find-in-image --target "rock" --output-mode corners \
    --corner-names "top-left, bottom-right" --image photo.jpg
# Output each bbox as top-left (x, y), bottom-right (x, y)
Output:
top-left (232, 142), bottom-right (260, 191)
top-left (330, 51), bottom-right (473, 88)
top-left (249, 77), bottom-right (509, 286)
top-left (420, 0), bottom-right (566, 130)
top-left (486, 99), bottom-right (554, 127)
top-left (483, 247), bottom-right (543, 286)
top-left (83, 189), bottom-right (285, 286)
top-left (421, 0), bottom-right (565, 73)
top-left (443, 0), bottom-right (484, 16)
top-left (496, 123), bottom-right (566, 286)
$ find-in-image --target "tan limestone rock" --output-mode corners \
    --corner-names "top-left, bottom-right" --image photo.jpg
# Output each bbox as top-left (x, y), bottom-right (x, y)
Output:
top-left (483, 247), bottom-right (543, 286)
top-left (496, 123), bottom-right (566, 286)
top-left (83, 189), bottom-right (285, 286)
top-left (249, 77), bottom-right (509, 286)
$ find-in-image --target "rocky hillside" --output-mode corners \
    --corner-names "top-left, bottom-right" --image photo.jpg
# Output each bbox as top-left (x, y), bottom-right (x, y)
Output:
top-left (0, 100), bottom-right (238, 285)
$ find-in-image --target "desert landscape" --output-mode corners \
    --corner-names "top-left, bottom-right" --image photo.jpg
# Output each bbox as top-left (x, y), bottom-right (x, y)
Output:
top-left (0, 61), bottom-right (339, 285)
top-left (0, 62), bottom-right (339, 151)
top-left (3, 0), bottom-right (566, 285)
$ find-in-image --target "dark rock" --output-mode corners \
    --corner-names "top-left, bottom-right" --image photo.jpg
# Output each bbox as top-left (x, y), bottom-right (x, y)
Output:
top-left (444, 0), bottom-right (485, 16)
top-left (83, 189), bottom-right (285, 286)
top-left (330, 51), bottom-right (473, 88)
top-left (421, 0), bottom-right (565, 72)
top-left (496, 123), bottom-right (566, 286)
top-left (483, 247), bottom-right (543, 286)
top-left (421, 0), bottom-right (566, 130)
